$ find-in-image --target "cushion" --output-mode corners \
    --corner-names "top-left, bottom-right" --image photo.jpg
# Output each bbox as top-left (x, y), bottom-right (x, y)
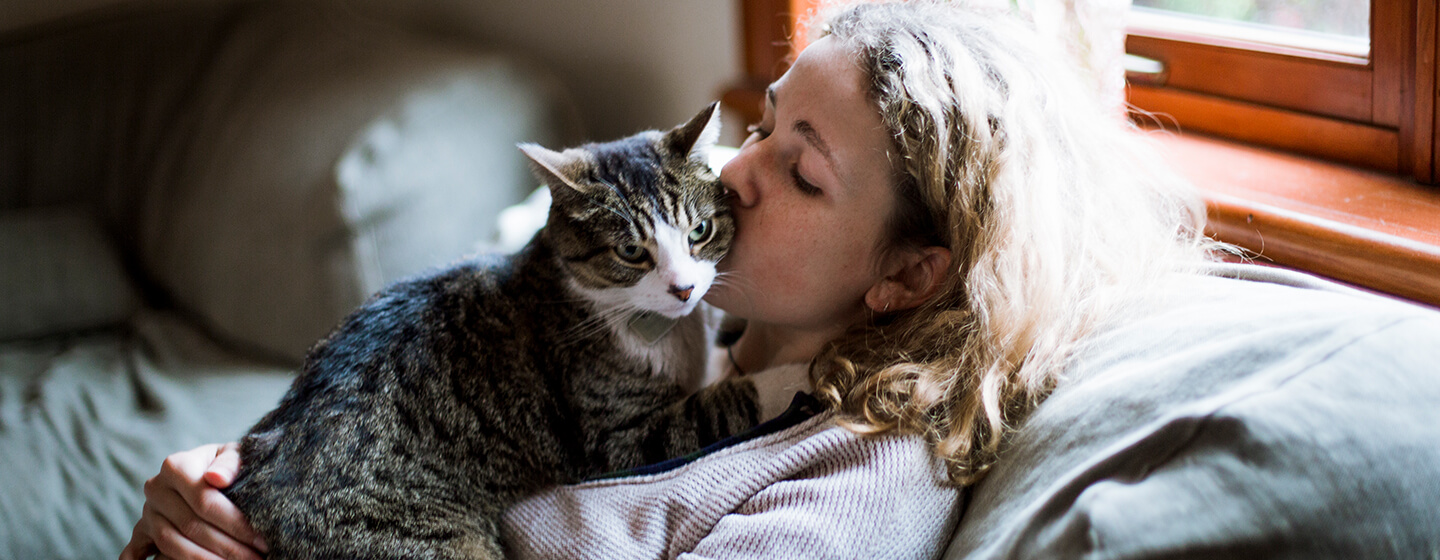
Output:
top-left (0, 2), bottom-right (238, 221)
top-left (945, 264), bottom-right (1440, 558)
top-left (0, 206), bottom-right (140, 340)
top-left (133, 2), bottom-right (579, 362)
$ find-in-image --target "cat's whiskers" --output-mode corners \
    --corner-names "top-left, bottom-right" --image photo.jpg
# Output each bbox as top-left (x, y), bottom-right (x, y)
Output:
top-left (566, 310), bottom-right (616, 340)
top-left (565, 300), bottom-right (642, 341)
top-left (711, 271), bottom-right (762, 311)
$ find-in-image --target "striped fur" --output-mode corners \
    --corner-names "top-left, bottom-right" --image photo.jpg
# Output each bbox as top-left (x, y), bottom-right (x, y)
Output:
top-left (224, 103), bottom-right (761, 560)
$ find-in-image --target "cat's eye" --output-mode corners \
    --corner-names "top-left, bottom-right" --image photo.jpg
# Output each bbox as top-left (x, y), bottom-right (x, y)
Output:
top-left (614, 243), bottom-right (648, 264)
top-left (688, 219), bottom-right (713, 245)
top-left (746, 124), bottom-right (771, 140)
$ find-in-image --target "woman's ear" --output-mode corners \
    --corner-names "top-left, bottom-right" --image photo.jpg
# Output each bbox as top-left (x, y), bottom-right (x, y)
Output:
top-left (865, 246), bottom-right (952, 314)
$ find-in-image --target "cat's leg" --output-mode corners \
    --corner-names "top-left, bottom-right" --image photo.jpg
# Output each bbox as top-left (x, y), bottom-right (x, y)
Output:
top-left (369, 516), bottom-right (504, 560)
top-left (601, 375), bottom-right (763, 468)
top-left (305, 502), bottom-right (503, 560)
top-left (439, 518), bottom-right (505, 560)
top-left (236, 424), bottom-right (507, 560)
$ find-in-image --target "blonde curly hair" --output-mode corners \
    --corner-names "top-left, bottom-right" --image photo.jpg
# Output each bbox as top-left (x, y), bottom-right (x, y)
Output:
top-left (808, 1), bottom-right (1222, 485)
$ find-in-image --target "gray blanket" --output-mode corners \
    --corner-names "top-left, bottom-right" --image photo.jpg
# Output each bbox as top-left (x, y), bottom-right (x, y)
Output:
top-left (0, 312), bottom-right (293, 560)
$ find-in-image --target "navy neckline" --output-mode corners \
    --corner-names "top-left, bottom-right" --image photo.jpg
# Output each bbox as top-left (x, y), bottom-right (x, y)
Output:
top-left (588, 392), bottom-right (826, 481)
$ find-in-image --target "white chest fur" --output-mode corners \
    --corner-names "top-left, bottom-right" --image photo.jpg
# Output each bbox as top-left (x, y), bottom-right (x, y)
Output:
top-left (610, 306), bottom-right (716, 394)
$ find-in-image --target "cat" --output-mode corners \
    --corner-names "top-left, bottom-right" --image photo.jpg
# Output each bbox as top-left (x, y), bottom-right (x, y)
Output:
top-left (223, 102), bottom-right (763, 560)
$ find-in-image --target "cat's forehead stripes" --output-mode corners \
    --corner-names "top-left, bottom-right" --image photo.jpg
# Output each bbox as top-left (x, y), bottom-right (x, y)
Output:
top-left (582, 135), bottom-right (706, 233)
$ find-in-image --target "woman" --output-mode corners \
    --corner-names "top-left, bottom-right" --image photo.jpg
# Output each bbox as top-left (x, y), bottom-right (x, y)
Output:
top-left (121, 2), bottom-right (1216, 559)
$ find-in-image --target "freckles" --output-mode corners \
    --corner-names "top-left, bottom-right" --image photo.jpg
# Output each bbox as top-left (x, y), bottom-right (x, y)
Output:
top-left (730, 223), bottom-right (797, 287)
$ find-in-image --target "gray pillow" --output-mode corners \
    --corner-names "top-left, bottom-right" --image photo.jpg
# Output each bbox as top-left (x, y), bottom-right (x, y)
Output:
top-left (0, 206), bottom-right (140, 340)
top-left (946, 264), bottom-right (1440, 558)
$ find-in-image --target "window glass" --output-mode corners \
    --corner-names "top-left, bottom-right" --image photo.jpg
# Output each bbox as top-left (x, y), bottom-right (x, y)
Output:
top-left (1132, 0), bottom-right (1369, 39)
top-left (1130, 0), bottom-right (1370, 57)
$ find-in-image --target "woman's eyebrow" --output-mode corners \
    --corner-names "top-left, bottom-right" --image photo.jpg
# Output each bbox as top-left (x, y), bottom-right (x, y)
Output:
top-left (769, 83), bottom-right (839, 178)
top-left (793, 120), bottom-right (835, 167)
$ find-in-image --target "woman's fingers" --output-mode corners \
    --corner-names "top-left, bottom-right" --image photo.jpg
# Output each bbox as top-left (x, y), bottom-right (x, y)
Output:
top-left (145, 501), bottom-right (238, 560)
top-left (117, 520), bottom-right (157, 560)
top-left (143, 486), bottom-right (263, 560)
top-left (157, 445), bottom-right (267, 554)
top-left (201, 442), bottom-right (243, 488)
top-left (116, 444), bottom-right (266, 560)
top-left (117, 500), bottom-right (234, 560)
top-left (190, 484), bottom-right (264, 553)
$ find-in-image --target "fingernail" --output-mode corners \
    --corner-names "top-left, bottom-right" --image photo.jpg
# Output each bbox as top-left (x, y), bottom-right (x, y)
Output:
top-left (254, 535), bottom-right (269, 552)
top-left (203, 470), bottom-right (232, 487)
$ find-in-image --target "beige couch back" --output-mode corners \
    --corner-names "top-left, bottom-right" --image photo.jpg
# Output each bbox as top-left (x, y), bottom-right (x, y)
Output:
top-left (0, 1), bottom-right (580, 361)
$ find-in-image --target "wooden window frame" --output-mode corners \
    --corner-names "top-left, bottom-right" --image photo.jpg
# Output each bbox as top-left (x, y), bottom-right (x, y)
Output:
top-left (722, 0), bottom-right (1440, 308)
top-left (722, 0), bottom-right (816, 128)
top-left (1125, 0), bottom-right (1431, 178)
top-left (1125, 0), bottom-right (1440, 307)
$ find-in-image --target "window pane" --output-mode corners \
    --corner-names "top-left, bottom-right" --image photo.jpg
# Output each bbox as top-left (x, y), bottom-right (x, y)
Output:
top-left (1132, 0), bottom-right (1369, 40)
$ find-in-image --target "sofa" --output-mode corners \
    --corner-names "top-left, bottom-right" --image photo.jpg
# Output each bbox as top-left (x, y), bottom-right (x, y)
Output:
top-left (0, 2), bottom-right (579, 557)
top-left (4, 1), bottom-right (1440, 559)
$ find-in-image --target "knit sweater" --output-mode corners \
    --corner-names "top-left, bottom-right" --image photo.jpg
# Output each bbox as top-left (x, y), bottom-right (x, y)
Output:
top-left (500, 393), bottom-right (963, 559)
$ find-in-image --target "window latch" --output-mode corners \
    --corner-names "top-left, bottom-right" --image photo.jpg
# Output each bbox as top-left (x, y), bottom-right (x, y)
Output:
top-left (1123, 53), bottom-right (1167, 86)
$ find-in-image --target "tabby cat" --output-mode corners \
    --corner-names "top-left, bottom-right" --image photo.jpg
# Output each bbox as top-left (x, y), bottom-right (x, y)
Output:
top-left (224, 103), bottom-right (763, 560)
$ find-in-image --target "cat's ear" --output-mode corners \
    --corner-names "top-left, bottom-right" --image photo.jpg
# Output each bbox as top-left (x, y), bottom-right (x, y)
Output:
top-left (519, 143), bottom-right (590, 195)
top-left (664, 101), bottom-right (722, 166)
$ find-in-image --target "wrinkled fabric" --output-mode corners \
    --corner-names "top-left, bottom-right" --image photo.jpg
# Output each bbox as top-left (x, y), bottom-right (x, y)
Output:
top-left (0, 312), bottom-right (294, 560)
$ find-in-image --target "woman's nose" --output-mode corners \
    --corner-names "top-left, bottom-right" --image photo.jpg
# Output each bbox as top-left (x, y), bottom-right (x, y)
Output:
top-left (720, 147), bottom-right (760, 208)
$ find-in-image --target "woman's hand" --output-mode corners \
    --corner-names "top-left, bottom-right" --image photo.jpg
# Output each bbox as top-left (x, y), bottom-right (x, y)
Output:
top-left (118, 443), bottom-right (268, 560)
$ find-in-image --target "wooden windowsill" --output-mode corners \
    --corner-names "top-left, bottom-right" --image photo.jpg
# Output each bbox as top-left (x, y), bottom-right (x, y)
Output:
top-left (1151, 132), bottom-right (1440, 307)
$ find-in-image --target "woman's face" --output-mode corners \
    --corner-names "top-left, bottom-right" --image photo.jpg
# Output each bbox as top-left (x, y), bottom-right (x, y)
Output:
top-left (706, 36), bottom-right (900, 331)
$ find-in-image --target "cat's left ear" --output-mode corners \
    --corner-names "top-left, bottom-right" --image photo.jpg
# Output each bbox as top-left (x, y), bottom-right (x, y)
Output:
top-left (519, 143), bottom-right (591, 195)
top-left (664, 101), bottom-right (722, 165)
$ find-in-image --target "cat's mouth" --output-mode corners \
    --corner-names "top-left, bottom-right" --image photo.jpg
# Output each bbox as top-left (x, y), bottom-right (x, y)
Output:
top-left (648, 296), bottom-right (703, 320)
top-left (674, 298), bottom-right (703, 317)
top-left (623, 288), bottom-right (706, 342)
top-left (634, 273), bottom-right (712, 319)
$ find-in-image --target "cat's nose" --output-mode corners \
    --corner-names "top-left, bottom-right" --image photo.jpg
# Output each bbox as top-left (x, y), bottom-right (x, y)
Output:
top-left (668, 284), bottom-right (695, 302)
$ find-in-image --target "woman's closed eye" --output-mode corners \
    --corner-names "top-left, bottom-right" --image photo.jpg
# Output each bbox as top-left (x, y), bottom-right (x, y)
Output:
top-left (791, 166), bottom-right (822, 197)
top-left (748, 123), bottom-right (822, 197)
